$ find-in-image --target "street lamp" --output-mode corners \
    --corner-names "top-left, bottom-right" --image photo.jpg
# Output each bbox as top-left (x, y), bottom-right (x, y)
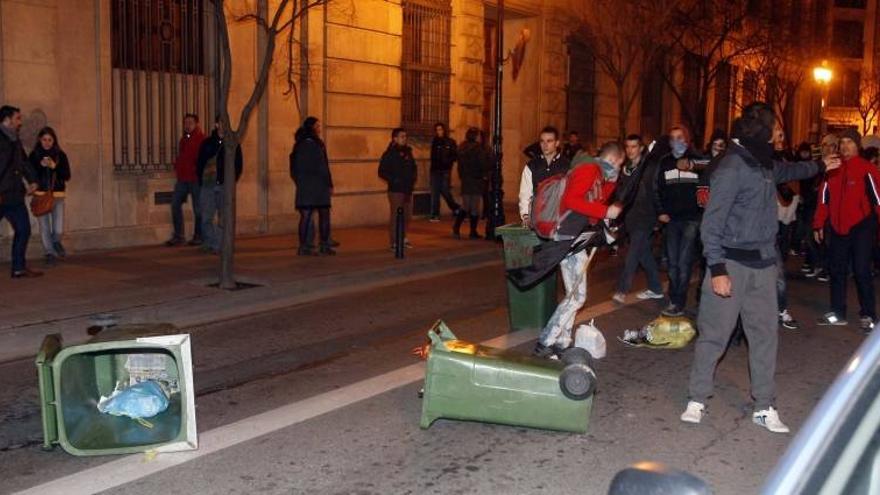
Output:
top-left (812, 61), bottom-right (833, 143)
top-left (487, 0), bottom-right (505, 240)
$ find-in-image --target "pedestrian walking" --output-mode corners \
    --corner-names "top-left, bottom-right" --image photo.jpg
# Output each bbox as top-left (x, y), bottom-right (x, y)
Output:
top-left (814, 129), bottom-right (880, 332)
top-left (429, 123), bottom-right (461, 221)
top-left (197, 116), bottom-right (243, 255)
top-left (454, 128), bottom-right (491, 239)
top-left (378, 128), bottom-right (416, 250)
top-left (682, 102), bottom-right (837, 433)
top-left (166, 114), bottom-right (205, 247)
top-left (27, 127), bottom-right (71, 266)
top-left (613, 134), bottom-right (664, 304)
top-left (290, 116), bottom-right (335, 256)
top-left (654, 125), bottom-right (704, 316)
top-left (0, 105), bottom-right (41, 278)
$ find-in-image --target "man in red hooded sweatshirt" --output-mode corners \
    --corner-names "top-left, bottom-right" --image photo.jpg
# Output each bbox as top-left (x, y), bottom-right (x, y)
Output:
top-left (814, 129), bottom-right (880, 332)
top-left (534, 141), bottom-right (624, 357)
top-left (166, 113), bottom-right (206, 247)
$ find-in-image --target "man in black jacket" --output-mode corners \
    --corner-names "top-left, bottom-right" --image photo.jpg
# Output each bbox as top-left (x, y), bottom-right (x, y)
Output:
top-left (0, 105), bottom-right (41, 278)
top-left (197, 117), bottom-right (243, 255)
top-left (655, 125), bottom-right (704, 316)
top-left (429, 123), bottom-right (460, 222)
top-left (681, 102), bottom-right (839, 433)
top-left (613, 134), bottom-right (664, 304)
top-left (379, 128), bottom-right (417, 249)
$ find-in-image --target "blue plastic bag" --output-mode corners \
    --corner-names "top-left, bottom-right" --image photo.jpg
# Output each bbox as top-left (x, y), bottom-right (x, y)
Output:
top-left (97, 380), bottom-right (169, 419)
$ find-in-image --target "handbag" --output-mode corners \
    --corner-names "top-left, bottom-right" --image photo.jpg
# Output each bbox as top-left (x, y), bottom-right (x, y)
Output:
top-left (30, 173), bottom-right (55, 217)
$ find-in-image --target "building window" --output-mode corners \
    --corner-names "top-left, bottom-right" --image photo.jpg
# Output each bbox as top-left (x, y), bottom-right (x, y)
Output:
top-left (566, 37), bottom-right (596, 144)
top-left (834, 0), bottom-right (866, 8)
top-left (401, 0), bottom-right (452, 137)
top-left (832, 20), bottom-right (864, 59)
top-left (111, 0), bottom-right (215, 174)
top-left (829, 68), bottom-right (861, 107)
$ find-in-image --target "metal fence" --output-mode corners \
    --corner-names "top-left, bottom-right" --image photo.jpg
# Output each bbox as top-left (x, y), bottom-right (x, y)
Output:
top-left (401, 0), bottom-right (452, 137)
top-left (111, 0), bottom-right (215, 174)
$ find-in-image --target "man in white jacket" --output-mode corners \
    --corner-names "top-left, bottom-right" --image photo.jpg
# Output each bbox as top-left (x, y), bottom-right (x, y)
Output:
top-left (518, 126), bottom-right (571, 225)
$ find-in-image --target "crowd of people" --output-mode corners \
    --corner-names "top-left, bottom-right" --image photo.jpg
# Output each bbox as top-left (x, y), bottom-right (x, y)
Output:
top-left (510, 100), bottom-right (880, 434)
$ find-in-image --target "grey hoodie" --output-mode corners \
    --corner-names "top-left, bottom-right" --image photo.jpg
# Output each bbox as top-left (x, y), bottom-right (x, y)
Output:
top-left (701, 140), bottom-right (821, 277)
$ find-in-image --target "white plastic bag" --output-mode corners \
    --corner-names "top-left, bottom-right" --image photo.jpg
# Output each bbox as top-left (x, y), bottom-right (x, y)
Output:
top-left (574, 319), bottom-right (606, 359)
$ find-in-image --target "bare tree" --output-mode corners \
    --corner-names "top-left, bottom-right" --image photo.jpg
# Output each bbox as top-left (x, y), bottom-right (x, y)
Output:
top-left (579, 0), bottom-right (682, 141)
top-left (658, 0), bottom-right (764, 147)
top-left (213, 0), bottom-right (329, 289)
top-left (857, 67), bottom-right (880, 135)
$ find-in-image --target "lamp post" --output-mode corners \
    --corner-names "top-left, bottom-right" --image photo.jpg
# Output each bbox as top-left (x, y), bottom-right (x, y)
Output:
top-left (812, 61), bottom-right (833, 144)
top-left (487, 0), bottom-right (505, 239)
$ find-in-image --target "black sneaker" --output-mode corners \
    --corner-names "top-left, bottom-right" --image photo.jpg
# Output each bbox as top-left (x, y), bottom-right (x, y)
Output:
top-left (53, 241), bottom-right (66, 258)
top-left (817, 312), bottom-right (847, 326)
top-left (779, 310), bottom-right (799, 330)
top-left (860, 316), bottom-right (876, 333)
top-left (164, 237), bottom-right (184, 247)
top-left (44, 254), bottom-right (57, 267)
top-left (187, 237), bottom-right (203, 246)
top-left (800, 264), bottom-right (813, 274)
top-left (817, 271), bottom-right (830, 283)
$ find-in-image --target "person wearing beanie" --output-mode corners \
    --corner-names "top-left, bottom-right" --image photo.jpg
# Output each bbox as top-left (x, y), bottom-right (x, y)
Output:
top-left (682, 102), bottom-right (839, 434)
top-left (814, 129), bottom-right (880, 331)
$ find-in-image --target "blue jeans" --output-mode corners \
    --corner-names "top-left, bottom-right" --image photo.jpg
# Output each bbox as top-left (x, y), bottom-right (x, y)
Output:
top-left (617, 227), bottom-right (663, 294)
top-left (665, 219), bottom-right (700, 308)
top-left (199, 185), bottom-right (224, 251)
top-left (430, 170), bottom-right (459, 217)
top-left (38, 198), bottom-right (64, 256)
top-left (171, 180), bottom-right (202, 240)
top-left (0, 203), bottom-right (31, 273)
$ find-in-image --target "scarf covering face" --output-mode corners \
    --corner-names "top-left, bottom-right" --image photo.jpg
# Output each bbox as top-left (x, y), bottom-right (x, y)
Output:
top-left (738, 136), bottom-right (774, 169)
top-left (598, 158), bottom-right (619, 182)
top-left (670, 139), bottom-right (688, 159)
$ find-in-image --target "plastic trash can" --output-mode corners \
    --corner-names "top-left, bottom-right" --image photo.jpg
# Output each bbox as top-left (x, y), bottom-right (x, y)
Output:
top-left (496, 224), bottom-right (558, 332)
top-left (420, 321), bottom-right (594, 433)
top-left (35, 327), bottom-right (198, 456)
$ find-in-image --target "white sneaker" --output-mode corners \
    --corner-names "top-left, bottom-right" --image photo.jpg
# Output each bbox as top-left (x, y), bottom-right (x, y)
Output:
top-left (753, 407), bottom-right (790, 433)
top-left (636, 289), bottom-right (665, 300)
top-left (680, 401), bottom-right (705, 424)
top-left (612, 292), bottom-right (626, 304)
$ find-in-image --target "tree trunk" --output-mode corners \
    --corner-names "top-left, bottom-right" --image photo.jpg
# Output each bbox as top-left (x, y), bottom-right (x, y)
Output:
top-left (616, 81), bottom-right (628, 142)
top-left (220, 136), bottom-right (238, 290)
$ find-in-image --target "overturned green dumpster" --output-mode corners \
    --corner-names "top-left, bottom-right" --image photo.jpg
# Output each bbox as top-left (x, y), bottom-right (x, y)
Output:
top-left (35, 328), bottom-right (197, 456)
top-left (420, 321), bottom-right (595, 433)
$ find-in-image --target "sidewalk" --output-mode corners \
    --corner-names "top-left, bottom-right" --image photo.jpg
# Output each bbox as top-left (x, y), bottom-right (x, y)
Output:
top-left (0, 218), bottom-right (504, 363)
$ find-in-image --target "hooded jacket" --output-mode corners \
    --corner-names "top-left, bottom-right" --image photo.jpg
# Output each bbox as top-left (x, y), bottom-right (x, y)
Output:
top-left (457, 141), bottom-right (491, 195)
top-left (430, 136), bottom-right (457, 173)
top-left (702, 140), bottom-right (821, 277)
top-left (290, 127), bottom-right (333, 208)
top-left (813, 155), bottom-right (880, 235)
top-left (378, 143), bottom-right (417, 194)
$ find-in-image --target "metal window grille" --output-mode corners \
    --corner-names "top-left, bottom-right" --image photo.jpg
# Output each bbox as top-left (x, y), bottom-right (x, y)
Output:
top-left (401, 0), bottom-right (451, 137)
top-left (111, 0), bottom-right (215, 174)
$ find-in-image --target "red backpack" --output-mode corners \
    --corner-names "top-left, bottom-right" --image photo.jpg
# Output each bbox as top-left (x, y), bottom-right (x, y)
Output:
top-left (529, 157), bottom-right (597, 239)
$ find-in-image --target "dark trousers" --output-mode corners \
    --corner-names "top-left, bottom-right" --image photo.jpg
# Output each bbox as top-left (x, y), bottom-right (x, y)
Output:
top-left (617, 226), bottom-right (662, 294)
top-left (665, 219), bottom-right (700, 308)
top-left (0, 203), bottom-right (31, 273)
top-left (430, 170), bottom-right (459, 217)
top-left (171, 180), bottom-right (202, 240)
top-left (388, 192), bottom-right (412, 245)
top-left (828, 217), bottom-right (877, 319)
top-left (298, 207), bottom-right (330, 248)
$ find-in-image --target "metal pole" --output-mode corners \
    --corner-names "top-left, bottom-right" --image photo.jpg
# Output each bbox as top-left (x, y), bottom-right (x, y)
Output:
top-left (488, 0), bottom-right (505, 239)
top-left (395, 207), bottom-right (405, 259)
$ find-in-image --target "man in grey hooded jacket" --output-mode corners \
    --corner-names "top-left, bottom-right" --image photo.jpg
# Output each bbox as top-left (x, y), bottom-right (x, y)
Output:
top-left (680, 102), bottom-right (840, 434)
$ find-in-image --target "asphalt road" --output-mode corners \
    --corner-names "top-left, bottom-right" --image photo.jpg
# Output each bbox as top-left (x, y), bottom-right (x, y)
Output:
top-left (0, 255), bottom-right (865, 495)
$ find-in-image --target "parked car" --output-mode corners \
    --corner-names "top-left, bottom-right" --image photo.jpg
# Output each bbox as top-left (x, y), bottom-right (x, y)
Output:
top-left (608, 329), bottom-right (880, 494)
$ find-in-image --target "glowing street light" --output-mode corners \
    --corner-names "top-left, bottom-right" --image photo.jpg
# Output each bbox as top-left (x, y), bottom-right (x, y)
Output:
top-left (813, 63), bottom-right (833, 85)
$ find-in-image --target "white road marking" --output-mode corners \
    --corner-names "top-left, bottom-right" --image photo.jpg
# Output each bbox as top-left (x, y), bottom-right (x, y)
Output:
top-left (15, 293), bottom-right (647, 495)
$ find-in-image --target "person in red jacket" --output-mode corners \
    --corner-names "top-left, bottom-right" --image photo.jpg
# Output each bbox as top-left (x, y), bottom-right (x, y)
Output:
top-left (814, 129), bottom-right (880, 331)
top-left (534, 142), bottom-right (624, 357)
top-left (166, 113), bottom-right (206, 247)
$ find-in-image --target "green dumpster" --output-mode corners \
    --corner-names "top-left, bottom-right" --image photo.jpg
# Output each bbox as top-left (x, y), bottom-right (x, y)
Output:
top-left (35, 328), bottom-right (198, 456)
top-left (420, 321), bottom-right (594, 433)
top-left (496, 224), bottom-right (558, 332)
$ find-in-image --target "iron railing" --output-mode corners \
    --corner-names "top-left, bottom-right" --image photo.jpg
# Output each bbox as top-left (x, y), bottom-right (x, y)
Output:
top-left (111, 0), bottom-right (215, 174)
top-left (401, 0), bottom-right (452, 137)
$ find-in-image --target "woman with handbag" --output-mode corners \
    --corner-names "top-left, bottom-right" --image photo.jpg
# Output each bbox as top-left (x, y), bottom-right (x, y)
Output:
top-left (28, 127), bottom-right (71, 265)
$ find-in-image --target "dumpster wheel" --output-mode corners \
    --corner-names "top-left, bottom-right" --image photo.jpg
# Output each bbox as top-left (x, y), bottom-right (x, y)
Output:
top-left (559, 364), bottom-right (596, 401)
